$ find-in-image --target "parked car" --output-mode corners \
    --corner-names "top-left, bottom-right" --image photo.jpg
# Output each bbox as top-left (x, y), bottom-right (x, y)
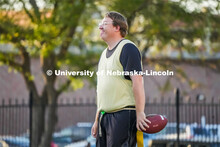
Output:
top-left (53, 122), bottom-right (92, 147)
top-left (153, 122), bottom-right (189, 140)
top-left (187, 123), bottom-right (220, 143)
top-left (86, 135), bottom-right (96, 147)
top-left (64, 140), bottom-right (89, 147)
top-left (0, 136), bottom-right (29, 147)
top-left (143, 133), bottom-right (157, 147)
top-left (0, 140), bottom-right (9, 147)
top-left (149, 123), bottom-right (220, 147)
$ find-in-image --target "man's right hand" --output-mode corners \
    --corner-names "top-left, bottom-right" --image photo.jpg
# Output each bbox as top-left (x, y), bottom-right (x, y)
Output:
top-left (91, 121), bottom-right (98, 138)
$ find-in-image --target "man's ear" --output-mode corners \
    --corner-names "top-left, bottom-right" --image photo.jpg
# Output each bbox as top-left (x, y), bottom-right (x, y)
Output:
top-left (114, 25), bottom-right (120, 32)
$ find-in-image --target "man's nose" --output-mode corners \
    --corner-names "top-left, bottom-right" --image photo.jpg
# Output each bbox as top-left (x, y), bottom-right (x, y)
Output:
top-left (99, 25), bottom-right (103, 30)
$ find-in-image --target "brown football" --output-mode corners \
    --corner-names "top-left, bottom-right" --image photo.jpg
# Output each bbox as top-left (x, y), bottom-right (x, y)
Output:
top-left (142, 114), bottom-right (168, 134)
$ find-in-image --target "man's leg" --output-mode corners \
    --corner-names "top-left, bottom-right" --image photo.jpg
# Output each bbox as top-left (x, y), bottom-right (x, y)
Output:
top-left (103, 110), bottom-right (137, 147)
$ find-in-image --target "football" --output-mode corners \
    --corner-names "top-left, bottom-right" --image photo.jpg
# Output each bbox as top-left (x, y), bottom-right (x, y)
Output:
top-left (142, 114), bottom-right (168, 134)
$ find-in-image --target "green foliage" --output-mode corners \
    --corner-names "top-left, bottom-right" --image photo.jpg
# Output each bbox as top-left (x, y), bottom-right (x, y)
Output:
top-left (103, 0), bottom-right (220, 54)
top-left (70, 77), bottom-right (84, 91)
top-left (0, 0), bottom-right (220, 94)
top-left (0, 0), bottom-right (101, 92)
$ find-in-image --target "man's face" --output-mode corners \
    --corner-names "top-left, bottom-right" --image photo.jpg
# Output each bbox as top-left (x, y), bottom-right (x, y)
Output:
top-left (99, 17), bottom-right (115, 41)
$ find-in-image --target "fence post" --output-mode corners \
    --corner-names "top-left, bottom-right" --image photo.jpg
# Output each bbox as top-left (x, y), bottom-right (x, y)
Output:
top-left (175, 88), bottom-right (180, 147)
top-left (29, 91), bottom-right (33, 147)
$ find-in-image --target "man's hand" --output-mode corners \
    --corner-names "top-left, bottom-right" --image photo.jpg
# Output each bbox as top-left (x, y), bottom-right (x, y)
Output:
top-left (91, 121), bottom-right (98, 138)
top-left (136, 111), bottom-right (151, 131)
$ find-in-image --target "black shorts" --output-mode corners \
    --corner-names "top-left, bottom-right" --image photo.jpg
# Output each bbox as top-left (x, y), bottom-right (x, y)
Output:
top-left (96, 110), bottom-right (141, 147)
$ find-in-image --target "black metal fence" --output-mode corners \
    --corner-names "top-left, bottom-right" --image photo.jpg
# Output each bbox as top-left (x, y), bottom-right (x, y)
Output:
top-left (0, 89), bottom-right (220, 147)
top-left (145, 89), bottom-right (220, 146)
top-left (0, 99), bottom-right (29, 136)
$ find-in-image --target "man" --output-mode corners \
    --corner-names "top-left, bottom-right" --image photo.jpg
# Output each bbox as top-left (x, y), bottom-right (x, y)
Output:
top-left (91, 11), bottom-right (150, 147)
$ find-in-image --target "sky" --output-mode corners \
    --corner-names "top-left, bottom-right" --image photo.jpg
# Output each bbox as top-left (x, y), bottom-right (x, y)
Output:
top-left (3, 0), bottom-right (220, 15)
top-left (171, 0), bottom-right (220, 14)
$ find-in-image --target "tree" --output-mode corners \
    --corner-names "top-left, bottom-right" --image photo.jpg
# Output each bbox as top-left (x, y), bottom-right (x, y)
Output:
top-left (103, 0), bottom-right (220, 94)
top-left (0, 0), bottom-right (99, 146)
top-left (1, 0), bottom-right (220, 146)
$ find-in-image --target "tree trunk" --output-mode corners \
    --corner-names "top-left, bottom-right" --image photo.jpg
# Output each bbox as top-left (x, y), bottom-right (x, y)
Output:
top-left (39, 87), bottom-right (58, 147)
top-left (31, 98), bottom-right (46, 147)
top-left (39, 102), bottom-right (58, 147)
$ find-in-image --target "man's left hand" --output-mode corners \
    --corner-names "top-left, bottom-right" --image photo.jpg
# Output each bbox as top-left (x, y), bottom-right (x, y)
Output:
top-left (136, 111), bottom-right (151, 131)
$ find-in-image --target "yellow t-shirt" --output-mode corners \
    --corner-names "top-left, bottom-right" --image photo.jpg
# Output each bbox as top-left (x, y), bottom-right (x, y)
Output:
top-left (97, 39), bottom-right (139, 112)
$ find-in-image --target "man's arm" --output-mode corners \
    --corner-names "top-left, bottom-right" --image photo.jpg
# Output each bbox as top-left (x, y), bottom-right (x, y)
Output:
top-left (91, 110), bottom-right (99, 137)
top-left (131, 75), bottom-right (150, 131)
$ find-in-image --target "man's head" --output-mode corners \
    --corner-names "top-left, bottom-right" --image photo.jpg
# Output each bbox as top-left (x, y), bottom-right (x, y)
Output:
top-left (99, 11), bottom-right (128, 41)
top-left (105, 11), bottom-right (128, 37)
